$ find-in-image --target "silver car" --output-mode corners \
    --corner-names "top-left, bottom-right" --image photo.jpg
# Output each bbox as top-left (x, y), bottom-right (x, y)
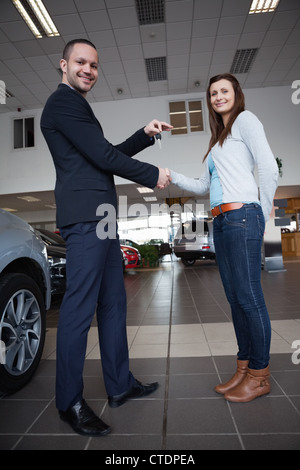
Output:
top-left (0, 209), bottom-right (51, 395)
top-left (173, 218), bottom-right (216, 266)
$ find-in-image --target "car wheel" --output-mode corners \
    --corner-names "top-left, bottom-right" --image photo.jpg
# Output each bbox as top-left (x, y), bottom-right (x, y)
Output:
top-left (181, 258), bottom-right (195, 266)
top-left (0, 273), bottom-right (46, 395)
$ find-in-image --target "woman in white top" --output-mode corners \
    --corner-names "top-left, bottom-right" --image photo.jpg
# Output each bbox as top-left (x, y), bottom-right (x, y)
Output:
top-left (169, 73), bottom-right (278, 403)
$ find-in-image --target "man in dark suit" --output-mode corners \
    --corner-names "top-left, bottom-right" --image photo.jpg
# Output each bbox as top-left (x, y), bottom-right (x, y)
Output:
top-left (41, 38), bottom-right (172, 437)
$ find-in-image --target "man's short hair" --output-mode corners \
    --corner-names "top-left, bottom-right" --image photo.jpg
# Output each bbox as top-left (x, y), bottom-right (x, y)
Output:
top-left (62, 39), bottom-right (97, 61)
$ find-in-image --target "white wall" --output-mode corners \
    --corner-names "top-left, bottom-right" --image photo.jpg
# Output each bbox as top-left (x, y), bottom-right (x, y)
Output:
top-left (0, 85), bottom-right (299, 195)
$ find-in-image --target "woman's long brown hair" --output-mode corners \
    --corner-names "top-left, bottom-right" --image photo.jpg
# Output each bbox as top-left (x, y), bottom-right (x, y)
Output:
top-left (203, 73), bottom-right (245, 161)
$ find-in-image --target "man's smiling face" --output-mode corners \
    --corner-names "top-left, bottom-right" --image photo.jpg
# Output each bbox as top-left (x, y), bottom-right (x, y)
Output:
top-left (60, 43), bottom-right (99, 97)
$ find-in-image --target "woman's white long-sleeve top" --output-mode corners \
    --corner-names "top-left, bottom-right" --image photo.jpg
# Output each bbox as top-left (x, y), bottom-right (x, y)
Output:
top-left (170, 110), bottom-right (279, 222)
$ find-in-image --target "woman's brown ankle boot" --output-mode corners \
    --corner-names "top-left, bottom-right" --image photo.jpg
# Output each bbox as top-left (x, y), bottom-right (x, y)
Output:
top-left (215, 360), bottom-right (249, 395)
top-left (224, 366), bottom-right (270, 403)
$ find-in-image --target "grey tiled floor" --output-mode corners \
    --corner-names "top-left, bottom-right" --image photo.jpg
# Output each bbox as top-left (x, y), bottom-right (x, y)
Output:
top-left (1, 258), bottom-right (300, 450)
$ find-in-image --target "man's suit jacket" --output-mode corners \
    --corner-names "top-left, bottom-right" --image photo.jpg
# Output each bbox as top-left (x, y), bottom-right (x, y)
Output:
top-left (41, 84), bottom-right (158, 228)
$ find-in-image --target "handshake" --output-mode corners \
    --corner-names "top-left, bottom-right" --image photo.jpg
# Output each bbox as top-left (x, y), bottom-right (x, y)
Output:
top-left (157, 167), bottom-right (171, 189)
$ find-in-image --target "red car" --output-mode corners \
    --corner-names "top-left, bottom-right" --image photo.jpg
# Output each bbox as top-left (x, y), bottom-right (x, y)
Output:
top-left (120, 245), bottom-right (141, 269)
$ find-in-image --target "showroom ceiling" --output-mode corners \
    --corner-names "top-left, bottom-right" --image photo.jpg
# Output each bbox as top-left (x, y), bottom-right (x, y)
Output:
top-left (0, 0), bottom-right (299, 215)
top-left (0, 0), bottom-right (299, 112)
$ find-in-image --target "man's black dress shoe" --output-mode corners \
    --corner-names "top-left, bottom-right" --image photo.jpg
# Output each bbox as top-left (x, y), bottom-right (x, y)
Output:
top-left (108, 379), bottom-right (159, 408)
top-left (59, 399), bottom-right (111, 436)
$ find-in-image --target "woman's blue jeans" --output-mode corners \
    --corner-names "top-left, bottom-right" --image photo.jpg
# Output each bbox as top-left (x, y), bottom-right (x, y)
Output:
top-left (213, 203), bottom-right (271, 370)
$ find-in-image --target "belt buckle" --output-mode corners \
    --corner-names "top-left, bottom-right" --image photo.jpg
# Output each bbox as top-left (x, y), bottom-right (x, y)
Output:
top-left (211, 206), bottom-right (220, 218)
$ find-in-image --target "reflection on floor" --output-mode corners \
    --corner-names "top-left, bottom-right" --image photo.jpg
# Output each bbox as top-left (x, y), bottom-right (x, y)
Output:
top-left (1, 257), bottom-right (300, 450)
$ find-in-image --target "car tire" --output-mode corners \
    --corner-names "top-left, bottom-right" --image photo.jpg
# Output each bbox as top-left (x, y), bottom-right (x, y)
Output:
top-left (181, 258), bottom-right (195, 266)
top-left (0, 273), bottom-right (46, 396)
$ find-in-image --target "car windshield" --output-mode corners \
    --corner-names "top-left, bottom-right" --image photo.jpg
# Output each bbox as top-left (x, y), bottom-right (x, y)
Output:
top-left (36, 229), bottom-right (65, 246)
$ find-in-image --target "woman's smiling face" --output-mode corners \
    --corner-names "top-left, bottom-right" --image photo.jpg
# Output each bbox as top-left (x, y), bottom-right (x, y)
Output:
top-left (210, 79), bottom-right (235, 125)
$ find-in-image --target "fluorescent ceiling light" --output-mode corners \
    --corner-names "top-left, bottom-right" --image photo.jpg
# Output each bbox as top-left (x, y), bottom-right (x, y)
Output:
top-left (137, 187), bottom-right (154, 193)
top-left (143, 197), bottom-right (157, 202)
top-left (249, 0), bottom-right (280, 14)
top-left (17, 195), bottom-right (41, 202)
top-left (1, 208), bottom-right (17, 212)
top-left (12, 0), bottom-right (60, 38)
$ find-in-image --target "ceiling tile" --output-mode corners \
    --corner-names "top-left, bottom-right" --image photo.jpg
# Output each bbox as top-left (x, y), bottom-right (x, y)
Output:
top-left (74, 0), bottom-right (106, 11)
top-left (142, 41), bottom-right (167, 58)
top-left (270, 10), bottom-right (300, 30)
top-left (8, 83), bottom-right (34, 96)
top-left (13, 40), bottom-right (45, 57)
top-left (129, 82), bottom-right (149, 95)
top-left (262, 29), bottom-right (290, 47)
top-left (118, 44), bottom-right (143, 60)
top-left (221, 0), bottom-right (252, 17)
top-left (255, 45), bottom-right (282, 61)
top-left (122, 59), bottom-right (146, 73)
top-left (243, 13), bottom-right (274, 33)
top-left (192, 18), bottom-right (219, 38)
top-left (214, 34), bottom-right (240, 51)
top-left (280, 43), bottom-right (300, 59)
top-left (189, 52), bottom-right (212, 67)
top-left (140, 24), bottom-right (166, 43)
top-left (0, 42), bottom-right (22, 60)
top-left (191, 37), bottom-right (215, 53)
top-left (38, 37), bottom-right (66, 55)
top-left (0, 0), bottom-right (297, 114)
top-left (166, 0), bottom-right (193, 22)
top-left (44, 0), bottom-right (78, 15)
top-left (108, 7), bottom-right (138, 28)
top-left (101, 61), bottom-right (124, 75)
top-left (105, 0), bottom-right (135, 7)
top-left (0, 0), bottom-right (22, 22)
top-left (114, 27), bottom-right (141, 46)
top-left (54, 14), bottom-right (85, 35)
top-left (0, 61), bottom-right (12, 75)
top-left (6, 58), bottom-right (32, 73)
top-left (0, 21), bottom-right (33, 41)
top-left (17, 71), bottom-right (44, 85)
top-left (26, 56), bottom-right (54, 70)
top-left (168, 38), bottom-right (191, 55)
top-left (238, 32), bottom-right (265, 49)
top-left (167, 22), bottom-right (192, 41)
top-left (217, 16), bottom-right (246, 35)
top-left (271, 57), bottom-right (297, 71)
top-left (0, 29), bottom-right (8, 44)
top-left (168, 67), bottom-right (188, 80)
top-left (168, 54), bottom-right (189, 68)
top-left (126, 71), bottom-right (148, 83)
top-left (89, 30), bottom-right (117, 49)
top-left (194, 0), bottom-right (222, 19)
top-left (211, 50), bottom-right (235, 65)
top-left (98, 47), bottom-right (121, 63)
top-left (251, 60), bottom-right (275, 72)
top-left (80, 10), bottom-right (111, 31)
top-left (286, 28), bottom-right (300, 45)
top-left (36, 69), bottom-right (61, 82)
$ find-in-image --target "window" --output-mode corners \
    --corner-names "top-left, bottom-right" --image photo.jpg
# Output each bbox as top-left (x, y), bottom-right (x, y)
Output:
top-left (13, 117), bottom-right (35, 149)
top-left (169, 100), bottom-right (204, 135)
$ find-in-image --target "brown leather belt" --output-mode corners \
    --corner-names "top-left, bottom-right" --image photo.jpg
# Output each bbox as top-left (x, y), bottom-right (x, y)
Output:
top-left (211, 203), bottom-right (244, 218)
